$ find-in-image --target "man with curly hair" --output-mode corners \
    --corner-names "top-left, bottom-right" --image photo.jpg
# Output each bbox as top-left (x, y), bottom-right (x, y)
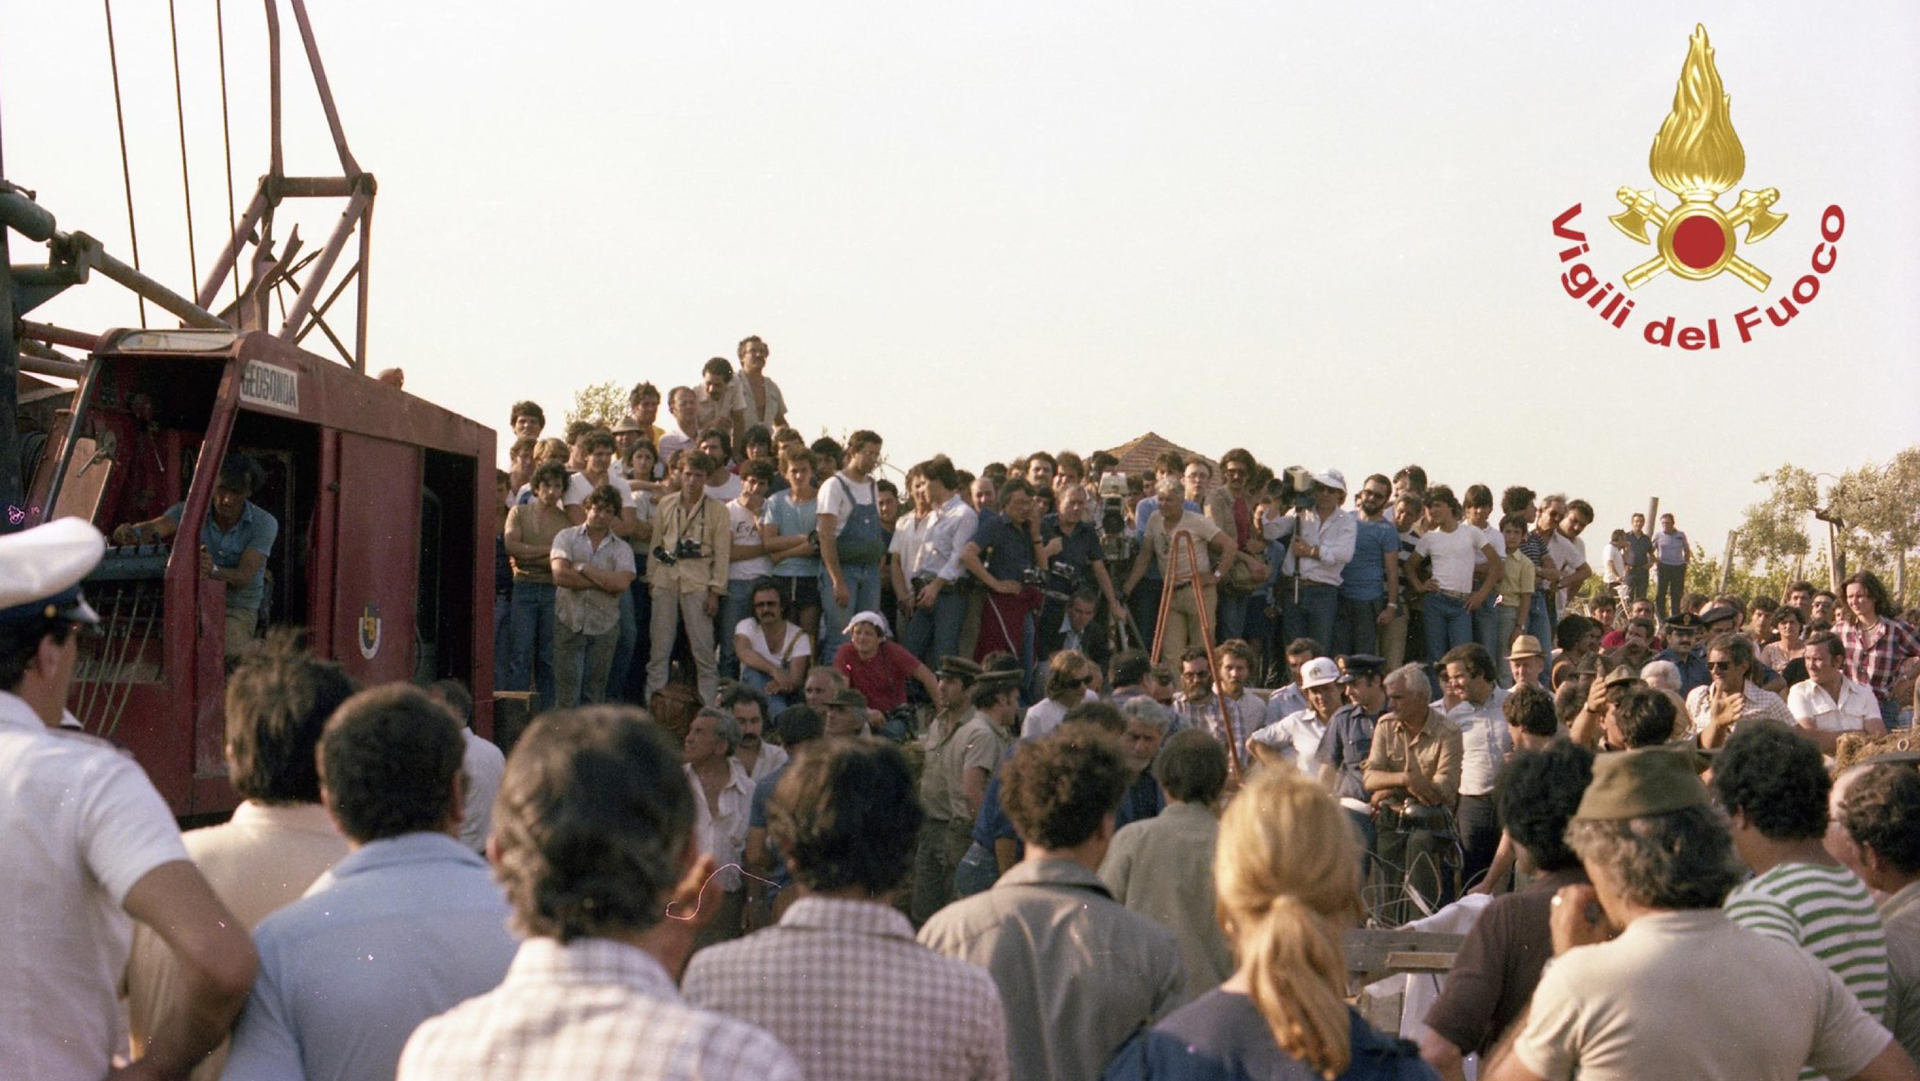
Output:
top-left (1836, 765), bottom-right (1920, 1063)
top-left (398, 706), bottom-right (798, 1081)
top-left (685, 739), bottom-right (1008, 1081)
top-left (1487, 746), bottom-right (1907, 1081)
top-left (227, 685), bottom-right (517, 1081)
top-left (919, 724), bottom-right (1183, 1081)
top-left (1421, 740), bottom-right (1593, 1077)
top-left (1716, 721), bottom-right (1891, 1051)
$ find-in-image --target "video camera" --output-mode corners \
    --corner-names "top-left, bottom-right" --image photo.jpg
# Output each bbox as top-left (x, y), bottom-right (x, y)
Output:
top-left (1276, 465), bottom-right (1316, 511)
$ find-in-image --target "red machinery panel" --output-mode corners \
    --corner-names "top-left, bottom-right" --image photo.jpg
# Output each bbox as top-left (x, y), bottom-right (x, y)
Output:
top-left (331, 432), bottom-right (420, 685)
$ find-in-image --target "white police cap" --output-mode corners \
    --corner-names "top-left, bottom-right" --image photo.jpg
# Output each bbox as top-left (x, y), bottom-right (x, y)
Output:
top-left (0, 518), bottom-right (106, 628)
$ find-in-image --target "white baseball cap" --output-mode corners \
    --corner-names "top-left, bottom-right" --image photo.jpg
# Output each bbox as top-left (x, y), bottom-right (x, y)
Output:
top-left (1311, 468), bottom-right (1346, 492)
top-left (841, 610), bottom-right (894, 639)
top-left (1300, 656), bottom-right (1342, 689)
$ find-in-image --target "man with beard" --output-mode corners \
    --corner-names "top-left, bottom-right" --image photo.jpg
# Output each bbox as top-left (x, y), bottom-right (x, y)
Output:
top-left (1336, 473), bottom-right (1402, 657)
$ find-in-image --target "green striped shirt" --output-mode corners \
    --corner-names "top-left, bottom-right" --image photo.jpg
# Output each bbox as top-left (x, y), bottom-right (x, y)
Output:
top-left (1726, 861), bottom-right (1889, 1080)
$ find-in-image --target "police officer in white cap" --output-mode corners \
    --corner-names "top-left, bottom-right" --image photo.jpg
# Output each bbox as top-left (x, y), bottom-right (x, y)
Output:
top-left (0, 518), bottom-right (256, 1080)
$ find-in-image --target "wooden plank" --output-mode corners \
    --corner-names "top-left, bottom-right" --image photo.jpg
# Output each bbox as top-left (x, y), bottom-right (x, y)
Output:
top-left (1384, 951), bottom-right (1457, 972)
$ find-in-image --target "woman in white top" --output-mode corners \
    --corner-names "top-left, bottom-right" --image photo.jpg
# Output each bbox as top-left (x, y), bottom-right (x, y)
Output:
top-left (1414, 486), bottom-right (1501, 662)
top-left (734, 577), bottom-right (812, 713)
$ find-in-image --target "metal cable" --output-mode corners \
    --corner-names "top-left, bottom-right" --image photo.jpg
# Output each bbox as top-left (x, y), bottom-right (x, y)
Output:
top-left (215, 0), bottom-right (239, 306)
top-left (166, 0), bottom-right (199, 289)
top-left (101, 0), bottom-right (148, 327)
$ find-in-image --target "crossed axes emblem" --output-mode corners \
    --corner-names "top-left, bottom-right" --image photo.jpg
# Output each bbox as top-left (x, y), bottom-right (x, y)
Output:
top-left (1609, 185), bottom-right (1787, 292)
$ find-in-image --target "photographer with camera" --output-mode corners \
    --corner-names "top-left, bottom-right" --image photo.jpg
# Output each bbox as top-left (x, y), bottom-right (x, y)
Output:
top-left (1037, 486), bottom-right (1125, 658)
top-left (961, 477), bottom-right (1047, 678)
top-left (1264, 468), bottom-right (1354, 654)
top-left (1364, 662), bottom-right (1464, 925)
top-left (644, 452), bottom-right (733, 707)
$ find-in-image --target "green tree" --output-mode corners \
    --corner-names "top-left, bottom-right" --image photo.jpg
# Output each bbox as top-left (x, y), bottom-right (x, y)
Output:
top-left (564, 381), bottom-right (627, 434)
top-left (1734, 464), bottom-right (1818, 576)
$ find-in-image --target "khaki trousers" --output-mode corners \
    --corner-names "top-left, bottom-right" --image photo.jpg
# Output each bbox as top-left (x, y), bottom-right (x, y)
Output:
top-left (1159, 583), bottom-right (1216, 662)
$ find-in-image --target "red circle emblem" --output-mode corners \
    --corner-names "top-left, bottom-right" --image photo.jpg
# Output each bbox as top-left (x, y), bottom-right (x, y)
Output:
top-left (1671, 215), bottom-right (1727, 270)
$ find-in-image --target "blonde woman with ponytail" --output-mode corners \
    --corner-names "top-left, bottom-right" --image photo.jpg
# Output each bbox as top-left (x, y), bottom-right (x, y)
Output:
top-left (1103, 770), bottom-right (1437, 1081)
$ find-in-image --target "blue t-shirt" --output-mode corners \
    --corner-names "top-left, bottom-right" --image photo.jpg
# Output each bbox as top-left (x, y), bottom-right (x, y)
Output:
top-left (761, 491), bottom-right (820, 577)
top-left (749, 764), bottom-right (791, 893)
top-left (164, 499), bottom-right (278, 611)
top-left (972, 509), bottom-right (1036, 583)
top-left (1343, 518), bottom-right (1399, 601)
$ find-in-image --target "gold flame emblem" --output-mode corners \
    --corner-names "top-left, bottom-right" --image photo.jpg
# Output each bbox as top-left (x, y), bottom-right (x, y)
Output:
top-left (1609, 25), bottom-right (1788, 291)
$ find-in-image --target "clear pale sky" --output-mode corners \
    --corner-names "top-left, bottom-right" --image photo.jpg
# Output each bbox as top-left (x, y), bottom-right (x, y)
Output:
top-left (6, 1), bottom-right (1917, 560)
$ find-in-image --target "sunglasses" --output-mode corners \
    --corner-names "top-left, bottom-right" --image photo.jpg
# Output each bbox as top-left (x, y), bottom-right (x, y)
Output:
top-left (1067, 675), bottom-right (1095, 688)
top-left (1706, 660), bottom-right (1736, 672)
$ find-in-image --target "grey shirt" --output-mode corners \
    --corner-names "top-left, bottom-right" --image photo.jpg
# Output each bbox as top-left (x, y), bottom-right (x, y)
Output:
top-left (918, 857), bottom-right (1184, 1081)
top-left (222, 832), bottom-right (517, 1081)
top-left (1099, 802), bottom-right (1234, 1004)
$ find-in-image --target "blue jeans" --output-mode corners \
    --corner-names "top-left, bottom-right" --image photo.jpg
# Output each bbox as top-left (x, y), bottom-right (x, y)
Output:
top-left (1333, 595), bottom-right (1383, 657)
top-left (1526, 593), bottom-right (1553, 654)
top-left (718, 579), bottom-right (757, 680)
top-left (492, 589), bottom-right (512, 692)
top-left (605, 587), bottom-right (637, 704)
top-left (1282, 581), bottom-right (1339, 651)
top-left (740, 666), bottom-right (793, 715)
top-left (507, 582), bottom-right (556, 709)
top-left (819, 561), bottom-right (883, 657)
top-left (1424, 592), bottom-right (1472, 663)
top-left (904, 589), bottom-right (966, 667)
top-left (1474, 602), bottom-right (1503, 679)
top-left (1215, 590), bottom-right (1248, 643)
top-left (953, 840), bottom-right (1000, 898)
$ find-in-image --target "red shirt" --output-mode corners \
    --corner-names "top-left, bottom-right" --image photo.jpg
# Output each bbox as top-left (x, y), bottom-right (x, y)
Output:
top-left (834, 640), bottom-right (921, 712)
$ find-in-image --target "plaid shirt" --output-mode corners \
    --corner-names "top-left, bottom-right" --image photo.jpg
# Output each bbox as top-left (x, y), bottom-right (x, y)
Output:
top-left (684, 896), bottom-right (1008, 1081)
top-left (397, 937), bottom-right (799, 1081)
top-left (1172, 688), bottom-right (1263, 771)
top-left (1836, 618), bottom-right (1920, 700)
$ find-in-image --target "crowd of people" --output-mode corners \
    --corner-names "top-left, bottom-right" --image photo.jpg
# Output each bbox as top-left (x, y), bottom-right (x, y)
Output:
top-left (6, 335), bottom-right (1920, 1081)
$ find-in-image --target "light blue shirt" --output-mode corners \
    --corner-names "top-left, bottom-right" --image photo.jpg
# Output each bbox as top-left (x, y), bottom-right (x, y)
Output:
top-left (221, 832), bottom-right (516, 1081)
top-left (164, 499), bottom-right (277, 611)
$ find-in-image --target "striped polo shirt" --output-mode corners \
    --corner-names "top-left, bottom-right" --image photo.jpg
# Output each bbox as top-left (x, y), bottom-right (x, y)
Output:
top-left (1725, 861), bottom-right (1889, 1079)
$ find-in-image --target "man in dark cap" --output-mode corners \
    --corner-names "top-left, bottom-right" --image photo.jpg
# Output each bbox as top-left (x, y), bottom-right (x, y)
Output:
top-left (1486, 747), bottom-right (1912, 1081)
top-left (1653, 612), bottom-right (1711, 695)
top-left (914, 655), bottom-right (984, 922)
top-left (0, 519), bottom-right (257, 1079)
top-left (1315, 653), bottom-right (1387, 870)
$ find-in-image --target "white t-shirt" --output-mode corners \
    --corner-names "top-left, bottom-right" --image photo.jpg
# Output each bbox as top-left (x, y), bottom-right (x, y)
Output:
top-left (1019, 690), bottom-right (1099, 740)
top-left (733, 618), bottom-right (812, 669)
top-left (1416, 525), bottom-right (1483, 594)
top-left (816, 472), bottom-right (876, 536)
top-left (1474, 522), bottom-right (1506, 559)
top-left (1511, 910), bottom-right (1890, 1081)
top-left (563, 471), bottom-right (635, 509)
top-left (0, 692), bottom-right (192, 1081)
top-left (727, 501), bottom-right (773, 581)
top-left (705, 471), bottom-right (743, 504)
top-left (1550, 531), bottom-right (1589, 606)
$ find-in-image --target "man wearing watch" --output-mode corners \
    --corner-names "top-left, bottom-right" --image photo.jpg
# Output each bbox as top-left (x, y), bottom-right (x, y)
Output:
top-left (1333, 473), bottom-right (1402, 658)
top-left (1123, 477), bottom-right (1240, 665)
